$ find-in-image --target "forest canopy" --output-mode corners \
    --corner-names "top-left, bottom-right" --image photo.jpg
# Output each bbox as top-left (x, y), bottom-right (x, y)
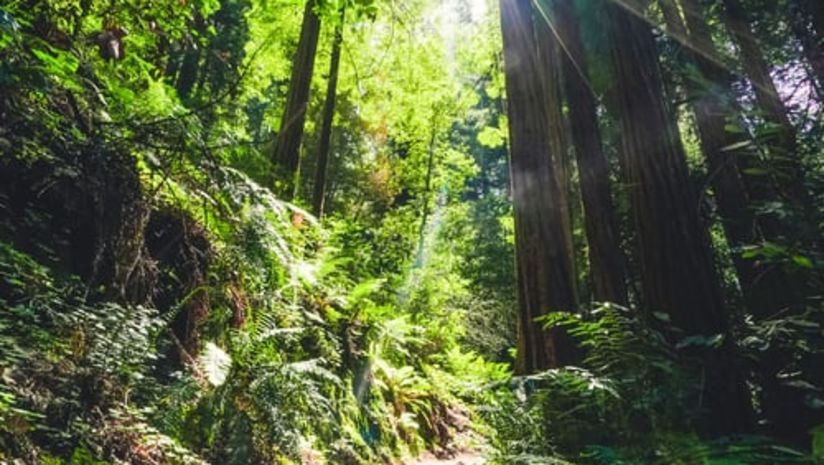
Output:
top-left (0, 0), bottom-right (823, 463)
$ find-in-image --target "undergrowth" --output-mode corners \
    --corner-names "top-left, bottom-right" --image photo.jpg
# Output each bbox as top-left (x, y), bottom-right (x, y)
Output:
top-left (482, 304), bottom-right (822, 465)
top-left (2, 1), bottom-right (823, 464)
top-left (0, 9), bottom-right (507, 462)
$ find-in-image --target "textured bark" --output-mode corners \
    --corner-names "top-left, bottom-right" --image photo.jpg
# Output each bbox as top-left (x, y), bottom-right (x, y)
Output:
top-left (720, 0), bottom-right (812, 213)
top-left (681, 0), bottom-right (819, 437)
top-left (500, 0), bottom-right (579, 373)
top-left (678, 0), bottom-right (792, 242)
top-left (272, 0), bottom-right (321, 199)
top-left (312, 8), bottom-right (345, 218)
top-left (176, 48), bottom-right (201, 100)
top-left (554, 0), bottom-right (628, 305)
top-left (604, 0), bottom-right (751, 434)
top-left (793, 0), bottom-right (824, 93)
top-left (807, 0), bottom-right (824, 46)
top-left (721, 0), bottom-right (793, 136)
top-left (416, 126), bottom-right (437, 262)
top-left (661, 0), bottom-right (799, 318)
top-left (659, 0), bottom-right (689, 41)
top-left (534, 0), bottom-right (578, 303)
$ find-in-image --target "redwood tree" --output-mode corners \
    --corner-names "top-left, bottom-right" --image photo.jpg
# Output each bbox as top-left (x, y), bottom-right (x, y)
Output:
top-left (720, 0), bottom-right (812, 214)
top-left (677, 0), bottom-right (820, 436)
top-left (659, 0), bottom-right (799, 318)
top-left (534, 0), bottom-right (578, 303)
top-left (272, 0), bottom-right (322, 199)
top-left (499, 0), bottom-right (578, 373)
top-left (312, 8), bottom-right (345, 218)
top-left (791, 0), bottom-right (824, 91)
top-left (603, 0), bottom-right (751, 434)
top-left (803, 0), bottom-right (824, 77)
top-left (554, 0), bottom-right (628, 305)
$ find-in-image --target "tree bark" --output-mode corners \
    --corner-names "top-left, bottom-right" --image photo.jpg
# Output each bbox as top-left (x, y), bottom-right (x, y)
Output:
top-left (674, 0), bottom-right (779, 240)
top-left (792, 0), bottom-right (824, 94)
top-left (554, 0), bottom-right (628, 305)
top-left (806, 0), bottom-right (824, 45)
top-left (176, 48), bottom-right (201, 100)
top-left (500, 0), bottom-right (579, 373)
top-left (534, 0), bottom-right (578, 304)
top-left (679, 0), bottom-right (819, 437)
top-left (312, 8), bottom-right (345, 218)
top-left (659, 0), bottom-right (799, 318)
top-left (604, 0), bottom-right (751, 434)
top-left (720, 0), bottom-right (812, 214)
top-left (272, 0), bottom-right (321, 200)
top-left (416, 125), bottom-right (437, 264)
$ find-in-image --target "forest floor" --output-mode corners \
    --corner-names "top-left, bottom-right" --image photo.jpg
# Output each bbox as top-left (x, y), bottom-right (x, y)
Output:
top-left (406, 451), bottom-right (486, 465)
top-left (403, 431), bottom-right (488, 465)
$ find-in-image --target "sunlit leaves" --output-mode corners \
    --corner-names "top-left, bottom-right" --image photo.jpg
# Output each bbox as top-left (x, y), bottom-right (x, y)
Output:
top-left (477, 125), bottom-right (506, 148)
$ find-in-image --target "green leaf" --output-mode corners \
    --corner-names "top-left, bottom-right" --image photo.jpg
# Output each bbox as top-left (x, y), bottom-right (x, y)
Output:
top-left (652, 311), bottom-right (671, 322)
top-left (0, 9), bottom-right (19, 32)
top-left (477, 126), bottom-right (506, 149)
top-left (720, 140), bottom-right (752, 152)
top-left (724, 123), bottom-right (745, 133)
top-left (742, 167), bottom-right (769, 176)
top-left (791, 255), bottom-right (813, 269)
top-left (31, 48), bottom-right (78, 76)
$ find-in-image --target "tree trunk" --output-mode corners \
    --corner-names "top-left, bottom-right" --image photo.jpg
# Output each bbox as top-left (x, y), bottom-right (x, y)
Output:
top-left (678, 0), bottom-right (819, 437)
top-left (807, 0), bottom-right (824, 44)
top-left (720, 0), bottom-right (812, 214)
top-left (272, 0), bottom-right (321, 200)
top-left (554, 0), bottom-right (628, 305)
top-left (604, 0), bottom-right (751, 434)
top-left (660, 0), bottom-right (799, 318)
top-left (416, 125), bottom-right (437, 264)
top-left (312, 8), bottom-right (345, 218)
top-left (675, 0), bottom-right (780, 240)
top-left (500, 0), bottom-right (579, 373)
top-left (534, 0), bottom-right (578, 304)
top-left (792, 0), bottom-right (824, 94)
top-left (176, 48), bottom-right (201, 100)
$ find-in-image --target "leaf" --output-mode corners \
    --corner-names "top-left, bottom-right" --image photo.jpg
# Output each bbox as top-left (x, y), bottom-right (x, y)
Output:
top-left (791, 255), bottom-right (813, 269)
top-left (742, 167), bottom-right (769, 176)
top-left (652, 311), bottom-right (671, 322)
top-left (198, 342), bottom-right (231, 386)
top-left (31, 48), bottom-right (78, 77)
top-left (676, 334), bottom-right (724, 349)
top-left (348, 278), bottom-right (384, 305)
top-left (724, 123), bottom-right (746, 134)
top-left (477, 126), bottom-right (506, 149)
top-left (0, 9), bottom-right (20, 33)
top-left (720, 140), bottom-right (752, 152)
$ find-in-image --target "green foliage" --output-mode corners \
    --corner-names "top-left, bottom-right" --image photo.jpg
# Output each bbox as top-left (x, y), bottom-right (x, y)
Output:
top-left (483, 305), bottom-right (819, 465)
top-left (7, 0), bottom-right (822, 462)
top-left (0, 242), bottom-right (203, 463)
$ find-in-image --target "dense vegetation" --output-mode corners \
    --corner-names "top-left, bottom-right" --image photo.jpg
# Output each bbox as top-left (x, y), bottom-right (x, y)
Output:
top-left (0, 0), bottom-right (822, 463)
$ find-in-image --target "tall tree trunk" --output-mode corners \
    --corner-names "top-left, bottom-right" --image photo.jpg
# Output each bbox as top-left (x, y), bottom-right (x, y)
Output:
top-left (659, 0), bottom-right (799, 318)
top-left (679, 0), bottom-right (819, 437)
top-left (675, 0), bottom-right (780, 242)
top-left (500, 0), bottom-right (579, 373)
top-left (176, 48), bottom-right (201, 100)
top-left (534, 0), bottom-right (578, 304)
top-left (806, 0), bottom-right (824, 44)
top-left (416, 125), bottom-right (437, 264)
top-left (554, 0), bottom-right (628, 305)
top-left (603, 0), bottom-right (751, 434)
top-left (312, 8), bottom-right (345, 218)
top-left (272, 0), bottom-right (321, 199)
top-left (792, 0), bottom-right (824, 94)
top-left (720, 0), bottom-right (812, 214)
